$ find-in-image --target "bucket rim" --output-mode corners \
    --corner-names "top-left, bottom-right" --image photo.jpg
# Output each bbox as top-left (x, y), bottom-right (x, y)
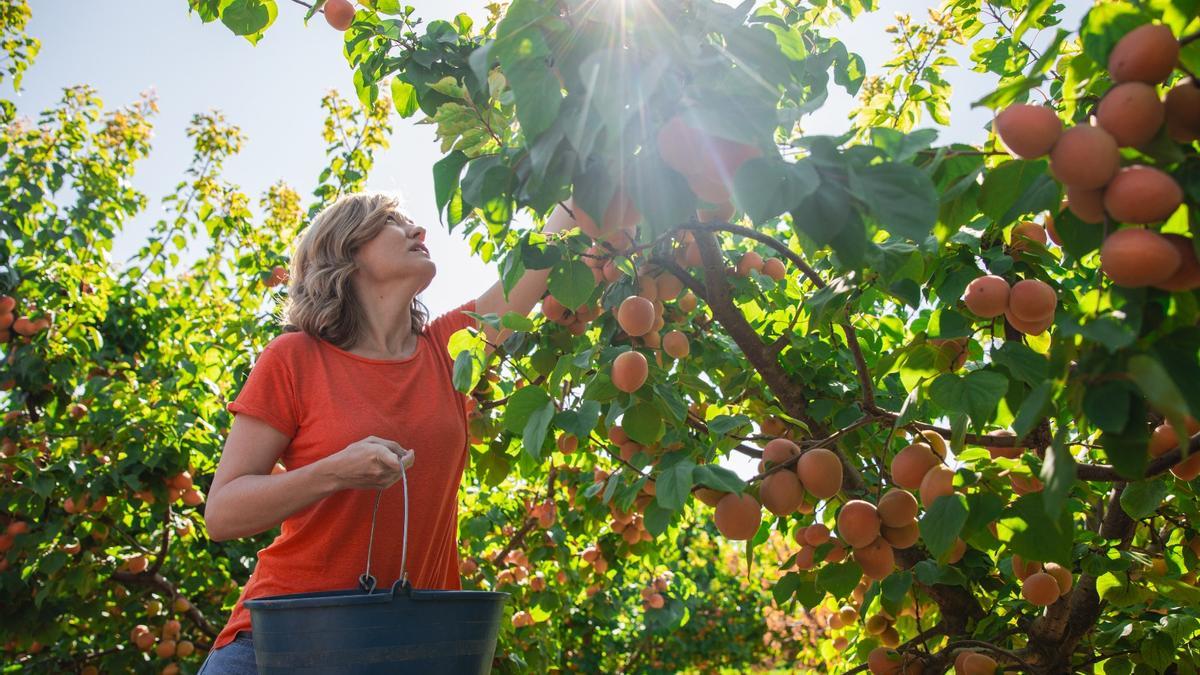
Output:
top-left (245, 587), bottom-right (510, 611)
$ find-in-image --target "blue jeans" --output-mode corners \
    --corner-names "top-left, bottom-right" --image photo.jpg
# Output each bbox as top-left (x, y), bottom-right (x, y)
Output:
top-left (197, 631), bottom-right (257, 675)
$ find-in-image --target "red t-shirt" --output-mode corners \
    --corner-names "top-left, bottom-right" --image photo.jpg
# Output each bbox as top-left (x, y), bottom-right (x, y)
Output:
top-left (211, 300), bottom-right (478, 651)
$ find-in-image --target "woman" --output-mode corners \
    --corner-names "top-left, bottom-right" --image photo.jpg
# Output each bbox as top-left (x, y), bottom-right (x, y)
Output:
top-left (197, 192), bottom-right (572, 673)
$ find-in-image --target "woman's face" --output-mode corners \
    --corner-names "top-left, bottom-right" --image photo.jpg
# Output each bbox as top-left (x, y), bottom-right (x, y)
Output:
top-left (354, 213), bottom-right (436, 292)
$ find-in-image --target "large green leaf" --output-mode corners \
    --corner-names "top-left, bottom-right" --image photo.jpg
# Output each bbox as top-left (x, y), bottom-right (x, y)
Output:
top-left (732, 157), bottom-right (819, 225)
top-left (1041, 429), bottom-right (1076, 518)
top-left (928, 370), bottom-right (1009, 426)
top-left (221, 0), bottom-right (277, 40)
top-left (623, 401), bottom-right (664, 446)
top-left (815, 561), bottom-right (862, 600)
top-left (1001, 493), bottom-right (1073, 565)
top-left (432, 150), bottom-right (469, 218)
top-left (853, 162), bottom-right (938, 242)
top-left (655, 456), bottom-right (696, 511)
top-left (920, 493), bottom-right (968, 558)
top-left (547, 259), bottom-right (595, 311)
top-left (1120, 477), bottom-right (1169, 519)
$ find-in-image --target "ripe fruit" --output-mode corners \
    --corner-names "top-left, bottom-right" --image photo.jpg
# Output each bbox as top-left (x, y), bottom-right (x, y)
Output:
top-left (1165, 78), bottom-right (1200, 142)
top-left (963, 275), bottom-right (1010, 318)
top-left (891, 442), bottom-right (940, 490)
top-left (1008, 279), bottom-right (1056, 323)
top-left (760, 471), bottom-right (805, 516)
top-left (1005, 308), bottom-right (1053, 336)
top-left (1010, 221), bottom-right (1048, 248)
top-left (961, 653), bottom-right (998, 675)
top-left (837, 500), bottom-right (881, 548)
top-left (678, 291), bottom-right (697, 313)
top-left (1108, 24), bottom-right (1179, 85)
top-left (323, 0), bottom-right (355, 31)
top-left (1154, 234), bottom-right (1200, 291)
top-left (656, 273), bottom-right (683, 300)
top-left (877, 489), bottom-right (919, 528)
top-left (1012, 554), bottom-right (1041, 580)
top-left (854, 537), bottom-right (896, 580)
top-left (1103, 165), bottom-right (1183, 224)
top-left (947, 538), bottom-right (967, 564)
top-left (1066, 185), bottom-right (1106, 223)
top-left (920, 430), bottom-right (948, 459)
top-left (797, 448), bottom-right (843, 499)
top-left (985, 430), bottom-right (1023, 459)
top-left (1100, 228), bottom-right (1182, 287)
top-left (919, 465), bottom-right (955, 508)
top-left (1022, 571), bottom-right (1061, 606)
top-left (134, 630), bottom-right (155, 651)
top-left (1097, 82), bottom-right (1166, 147)
top-left (265, 265), bottom-right (288, 288)
top-left (867, 647), bottom-right (902, 675)
top-left (1043, 562), bottom-right (1073, 595)
top-left (612, 351), bottom-right (649, 393)
top-left (760, 438), bottom-right (800, 470)
top-left (617, 296), bottom-right (656, 337)
top-left (762, 257), bottom-right (786, 281)
top-left (994, 104), bottom-right (1061, 159)
top-left (881, 522), bottom-right (920, 549)
top-left (176, 640), bottom-right (195, 657)
top-left (1048, 125), bottom-right (1120, 189)
top-left (737, 251), bottom-right (764, 277)
top-left (157, 639), bottom-right (177, 658)
top-left (714, 493), bottom-right (762, 540)
top-left (802, 524), bottom-right (830, 547)
top-left (569, 191), bottom-right (641, 240)
top-left (557, 434), bottom-right (578, 454)
top-left (662, 331), bottom-right (689, 359)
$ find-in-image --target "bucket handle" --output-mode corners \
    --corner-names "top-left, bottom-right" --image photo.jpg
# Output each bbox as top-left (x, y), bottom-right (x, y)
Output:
top-left (357, 461), bottom-right (410, 595)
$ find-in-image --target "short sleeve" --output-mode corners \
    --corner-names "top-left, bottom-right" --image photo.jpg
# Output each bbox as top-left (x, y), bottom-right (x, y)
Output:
top-left (425, 299), bottom-right (479, 351)
top-left (226, 341), bottom-right (300, 438)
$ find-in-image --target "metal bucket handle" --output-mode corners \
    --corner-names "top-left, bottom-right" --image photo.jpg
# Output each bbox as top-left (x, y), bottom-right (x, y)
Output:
top-left (356, 461), bottom-right (410, 596)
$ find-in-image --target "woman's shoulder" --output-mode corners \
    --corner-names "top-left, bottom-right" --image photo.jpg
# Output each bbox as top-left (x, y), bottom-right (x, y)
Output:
top-left (262, 330), bottom-right (323, 359)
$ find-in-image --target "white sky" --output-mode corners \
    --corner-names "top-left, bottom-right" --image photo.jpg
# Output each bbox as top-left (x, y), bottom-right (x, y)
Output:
top-left (15, 0), bottom-right (1084, 477)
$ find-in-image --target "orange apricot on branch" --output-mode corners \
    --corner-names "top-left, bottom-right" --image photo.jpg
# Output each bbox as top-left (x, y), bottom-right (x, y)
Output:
top-left (877, 489), bottom-right (919, 528)
top-left (1100, 228), bottom-right (1182, 287)
top-left (837, 500), bottom-right (881, 548)
top-left (323, 0), bottom-right (355, 31)
top-left (760, 437), bottom-right (800, 471)
top-left (797, 448), bottom-right (843, 499)
top-left (617, 296), bottom-right (656, 337)
top-left (714, 492), bottom-right (762, 540)
top-left (1154, 234), bottom-right (1200, 291)
top-left (1066, 185), bottom-right (1106, 224)
top-left (760, 471), bottom-right (805, 516)
top-left (1103, 165), bottom-right (1183, 224)
top-left (1048, 125), bottom-right (1120, 189)
top-left (994, 104), bottom-right (1062, 159)
top-left (1165, 78), bottom-right (1200, 142)
top-left (881, 522), bottom-right (920, 549)
top-left (662, 330), bottom-right (690, 359)
top-left (1108, 24), bottom-right (1179, 85)
top-left (891, 442), bottom-right (940, 490)
top-left (1022, 571), bottom-right (1061, 606)
top-left (736, 251), bottom-right (764, 277)
top-left (963, 275), bottom-right (1010, 318)
top-left (1008, 279), bottom-right (1057, 324)
top-left (1096, 82), bottom-right (1166, 147)
top-left (854, 537), bottom-right (896, 580)
top-left (919, 465), bottom-right (955, 508)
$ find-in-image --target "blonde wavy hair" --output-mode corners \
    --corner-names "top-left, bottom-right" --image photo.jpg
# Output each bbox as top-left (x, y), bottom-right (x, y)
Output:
top-left (282, 192), bottom-right (428, 348)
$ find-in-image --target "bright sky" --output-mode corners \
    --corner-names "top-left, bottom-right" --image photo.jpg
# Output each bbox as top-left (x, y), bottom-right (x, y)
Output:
top-left (16, 1), bottom-right (1085, 477)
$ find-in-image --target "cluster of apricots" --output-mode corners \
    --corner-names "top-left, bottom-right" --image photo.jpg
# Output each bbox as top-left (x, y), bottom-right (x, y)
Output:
top-left (994, 23), bottom-right (1200, 291)
top-left (1148, 415), bottom-right (1200, 480)
top-left (0, 294), bottom-right (51, 343)
top-left (963, 262), bottom-right (1057, 337)
top-left (638, 572), bottom-right (672, 611)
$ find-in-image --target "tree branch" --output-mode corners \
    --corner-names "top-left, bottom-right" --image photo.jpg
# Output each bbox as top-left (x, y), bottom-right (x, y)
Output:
top-left (110, 570), bottom-right (219, 639)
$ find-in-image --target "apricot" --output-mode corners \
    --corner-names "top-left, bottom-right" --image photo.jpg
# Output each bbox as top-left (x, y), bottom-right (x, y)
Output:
top-left (678, 291), bottom-right (697, 312)
top-left (134, 631), bottom-right (155, 651)
top-left (617, 296), bottom-right (656, 336)
top-left (157, 640), bottom-right (177, 658)
top-left (1104, 165), bottom-right (1183, 224)
top-left (1009, 472), bottom-right (1043, 495)
top-left (557, 433), bottom-right (578, 454)
top-left (1043, 562), bottom-right (1073, 595)
top-left (793, 544), bottom-right (817, 570)
top-left (854, 537), bottom-right (896, 580)
top-left (737, 251), bottom-right (764, 277)
top-left (953, 650), bottom-right (973, 673)
top-left (797, 448), bottom-right (843, 499)
top-left (920, 430), bottom-right (948, 459)
top-left (1008, 279), bottom-right (1057, 323)
top-left (762, 257), bottom-right (786, 281)
top-left (176, 640), bottom-right (195, 658)
top-left (1100, 228), bottom-right (1181, 287)
top-left (1022, 571), bottom-right (1061, 606)
top-left (882, 522), bottom-right (920, 549)
top-left (542, 295), bottom-right (572, 324)
top-left (1045, 209), bottom-right (1062, 246)
top-left (1048, 125), bottom-right (1120, 189)
top-left (11, 317), bottom-right (35, 336)
top-left (866, 614), bottom-right (891, 635)
top-left (714, 493), bottom-right (762, 540)
top-left (1011, 221), bottom-right (1048, 247)
top-left (947, 538), bottom-right (967, 564)
top-left (760, 471), bottom-right (805, 516)
top-left (877, 489), bottom-right (919, 528)
top-left (930, 337), bottom-right (968, 371)
top-left (1108, 24), bottom-right (1179, 85)
top-left (867, 647), bottom-right (902, 675)
top-left (1005, 308), bottom-right (1053, 336)
top-left (612, 351), bottom-right (648, 393)
top-left (803, 523), bottom-right (830, 546)
top-left (963, 275), bottom-right (1010, 318)
top-left (891, 442), bottom-right (940, 490)
top-left (760, 438), bottom-right (800, 471)
top-left (1066, 185), bottom-right (1106, 224)
top-left (1165, 78), bottom-right (1200, 142)
top-left (994, 104), bottom-right (1062, 159)
top-left (761, 416), bottom-right (787, 437)
top-left (569, 191), bottom-right (641, 240)
top-left (608, 425), bottom-right (629, 445)
top-left (0, 296), bottom-right (12, 312)
top-left (985, 429), bottom-right (1023, 459)
top-left (838, 500), bottom-right (881, 548)
top-left (961, 653), bottom-right (998, 675)
top-left (919, 465), bottom-right (955, 508)
top-left (324, 0), bottom-right (355, 31)
top-left (1154, 234), bottom-right (1200, 291)
top-left (656, 273), bottom-right (683, 300)
top-left (659, 330), bottom-right (688, 359)
top-left (1097, 82), bottom-right (1166, 147)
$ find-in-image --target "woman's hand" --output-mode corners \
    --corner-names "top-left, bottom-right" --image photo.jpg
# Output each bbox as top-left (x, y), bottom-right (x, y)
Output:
top-left (321, 436), bottom-right (415, 491)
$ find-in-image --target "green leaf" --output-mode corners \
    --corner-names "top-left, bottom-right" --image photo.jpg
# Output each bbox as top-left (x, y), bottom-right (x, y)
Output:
top-left (655, 458), bottom-right (696, 511)
top-left (928, 370), bottom-right (1009, 426)
top-left (693, 464), bottom-right (745, 494)
top-left (500, 312), bottom-right (534, 332)
top-left (991, 342), bottom-right (1048, 386)
top-left (391, 79), bottom-right (419, 118)
top-left (854, 162), bottom-right (938, 242)
top-left (962, 492), bottom-right (1006, 540)
top-left (521, 395), bottom-right (556, 461)
top-left (643, 501), bottom-right (674, 536)
top-left (623, 401), bottom-right (664, 446)
top-left (1119, 477), bottom-right (1169, 519)
top-left (731, 158), bottom-right (819, 225)
top-left (1041, 429), bottom-right (1076, 518)
top-left (452, 350), bottom-right (476, 393)
top-left (1128, 354), bottom-right (1192, 433)
top-left (1012, 380), bottom-right (1052, 440)
top-left (920, 493), bottom-right (968, 558)
top-left (554, 400), bottom-right (601, 440)
top-left (1084, 380), bottom-right (1135, 434)
top-left (547, 259), bottom-right (596, 312)
top-left (502, 386), bottom-right (553, 435)
top-left (978, 159), bottom-right (1054, 228)
top-left (816, 561), bottom-right (862, 600)
top-left (1001, 493), bottom-right (1073, 565)
top-left (773, 572), bottom-right (804, 605)
top-left (221, 0), bottom-right (277, 38)
top-left (1080, 4), bottom-right (1149, 68)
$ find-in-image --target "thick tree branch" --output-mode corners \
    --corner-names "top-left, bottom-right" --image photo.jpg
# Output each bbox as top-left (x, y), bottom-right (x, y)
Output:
top-left (1074, 432), bottom-right (1199, 481)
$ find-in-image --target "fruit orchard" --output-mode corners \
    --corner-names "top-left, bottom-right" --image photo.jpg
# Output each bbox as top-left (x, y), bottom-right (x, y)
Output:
top-left (7, 0), bottom-right (1200, 672)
